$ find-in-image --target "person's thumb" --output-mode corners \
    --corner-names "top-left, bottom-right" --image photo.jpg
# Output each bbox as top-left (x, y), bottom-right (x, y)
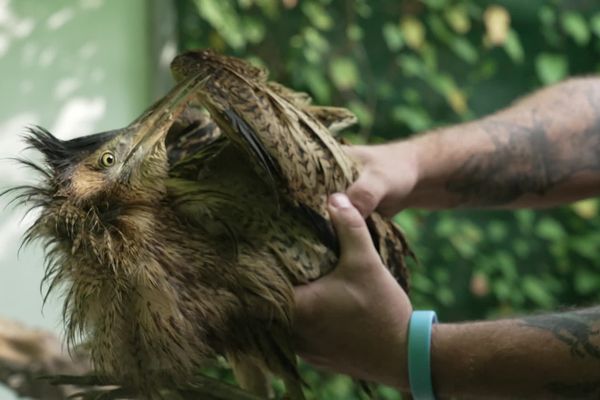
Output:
top-left (346, 172), bottom-right (385, 217)
top-left (329, 193), bottom-right (380, 268)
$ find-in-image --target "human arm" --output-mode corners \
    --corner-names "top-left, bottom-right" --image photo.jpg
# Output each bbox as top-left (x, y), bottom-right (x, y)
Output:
top-left (432, 309), bottom-right (600, 399)
top-left (348, 77), bottom-right (600, 216)
top-left (294, 194), bottom-right (600, 399)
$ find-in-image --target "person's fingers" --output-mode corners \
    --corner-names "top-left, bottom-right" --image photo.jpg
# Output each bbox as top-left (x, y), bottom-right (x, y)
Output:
top-left (346, 172), bottom-right (386, 217)
top-left (343, 144), bottom-right (370, 162)
top-left (329, 193), bottom-right (380, 267)
top-left (343, 145), bottom-right (387, 217)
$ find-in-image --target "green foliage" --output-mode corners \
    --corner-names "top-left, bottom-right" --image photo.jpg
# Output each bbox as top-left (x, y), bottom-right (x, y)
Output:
top-left (176, 0), bottom-right (600, 398)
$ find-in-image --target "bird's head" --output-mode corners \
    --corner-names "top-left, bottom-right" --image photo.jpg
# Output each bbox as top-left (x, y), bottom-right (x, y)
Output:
top-left (27, 74), bottom-right (207, 208)
top-left (25, 122), bottom-right (168, 211)
top-left (5, 73), bottom-right (206, 289)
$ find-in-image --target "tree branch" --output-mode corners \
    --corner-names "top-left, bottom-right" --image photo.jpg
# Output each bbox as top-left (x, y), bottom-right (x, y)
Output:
top-left (0, 317), bottom-right (264, 400)
top-left (0, 317), bottom-right (90, 399)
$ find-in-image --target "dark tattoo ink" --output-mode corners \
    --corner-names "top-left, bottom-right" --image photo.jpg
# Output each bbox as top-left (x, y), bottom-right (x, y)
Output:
top-left (446, 83), bottom-right (600, 206)
top-left (446, 118), bottom-right (555, 205)
top-left (520, 308), bottom-right (600, 359)
top-left (546, 380), bottom-right (600, 399)
top-left (522, 309), bottom-right (600, 398)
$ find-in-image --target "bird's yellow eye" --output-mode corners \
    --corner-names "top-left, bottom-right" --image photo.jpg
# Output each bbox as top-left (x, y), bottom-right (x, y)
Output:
top-left (100, 151), bottom-right (116, 168)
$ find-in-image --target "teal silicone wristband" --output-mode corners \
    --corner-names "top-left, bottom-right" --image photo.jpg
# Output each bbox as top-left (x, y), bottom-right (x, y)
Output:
top-left (408, 310), bottom-right (438, 400)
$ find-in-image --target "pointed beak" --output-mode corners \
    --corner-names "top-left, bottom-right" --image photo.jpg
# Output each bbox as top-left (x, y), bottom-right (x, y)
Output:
top-left (122, 72), bottom-right (206, 165)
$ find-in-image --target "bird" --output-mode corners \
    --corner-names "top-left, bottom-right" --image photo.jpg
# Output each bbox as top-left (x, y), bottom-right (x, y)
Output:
top-left (8, 49), bottom-right (411, 399)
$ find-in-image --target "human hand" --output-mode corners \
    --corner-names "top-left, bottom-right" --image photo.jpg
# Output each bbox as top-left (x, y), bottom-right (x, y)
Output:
top-left (346, 141), bottom-right (419, 217)
top-left (293, 193), bottom-right (412, 389)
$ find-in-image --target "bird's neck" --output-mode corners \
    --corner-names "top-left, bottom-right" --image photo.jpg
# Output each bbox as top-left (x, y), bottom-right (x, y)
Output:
top-left (57, 203), bottom-right (202, 379)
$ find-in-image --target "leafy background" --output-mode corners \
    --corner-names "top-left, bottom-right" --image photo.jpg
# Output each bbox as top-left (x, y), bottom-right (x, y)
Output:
top-left (175, 0), bottom-right (600, 398)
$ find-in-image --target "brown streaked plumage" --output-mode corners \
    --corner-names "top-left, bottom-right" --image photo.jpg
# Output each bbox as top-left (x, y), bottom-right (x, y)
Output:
top-left (9, 50), bottom-right (411, 399)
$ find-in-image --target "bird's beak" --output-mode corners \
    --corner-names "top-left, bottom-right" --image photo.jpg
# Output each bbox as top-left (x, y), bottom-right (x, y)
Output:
top-left (122, 72), bottom-right (207, 165)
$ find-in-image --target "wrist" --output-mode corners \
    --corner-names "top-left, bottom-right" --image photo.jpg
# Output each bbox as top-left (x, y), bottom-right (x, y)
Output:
top-left (430, 323), bottom-right (461, 397)
top-left (430, 321), bottom-right (487, 398)
top-left (371, 303), bottom-right (411, 390)
top-left (402, 132), bottom-right (443, 206)
top-left (386, 134), bottom-right (439, 210)
top-left (402, 124), bottom-right (478, 209)
top-left (406, 311), bottom-right (439, 399)
top-left (376, 140), bottom-right (421, 213)
top-left (392, 317), bottom-right (411, 390)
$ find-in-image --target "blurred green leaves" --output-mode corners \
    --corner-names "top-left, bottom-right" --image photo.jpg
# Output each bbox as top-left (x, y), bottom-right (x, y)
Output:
top-left (382, 23), bottom-right (404, 51)
top-left (302, 2), bottom-right (333, 31)
top-left (591, 14), bottom-right (600, 38)
top-left (194, 0), bottom-right (245, 49)
top-left (561, 12), bottom-right (590, 46)
top-left (503, 30), bottom-right (524, 63)
top-left (329, 57), bottom-right (359, 90)
top-left (536, 53), bottom-right (568, 85)
top-left (181, 0), bottom-right (600, 133)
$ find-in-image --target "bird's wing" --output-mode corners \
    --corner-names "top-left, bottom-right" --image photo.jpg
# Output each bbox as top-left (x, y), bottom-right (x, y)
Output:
top-left (163, 80), bottom-right (344, 271)
top-left (169, 50), bottom-right (411, 288)
top-left (265, 82), bottom-right (312, 107)
top-left (266, 82), bottom-right (358, 133)
top-left (170, 50), bottom-right (357, 218)
top-left (305, 105), bottom-right (358, 133)
top-left (165, 105), bottom-right (227, 174)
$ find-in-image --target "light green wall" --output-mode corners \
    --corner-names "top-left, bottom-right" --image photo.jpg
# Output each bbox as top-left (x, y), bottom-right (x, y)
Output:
top-left (0, 1), bottom-right (159, 397)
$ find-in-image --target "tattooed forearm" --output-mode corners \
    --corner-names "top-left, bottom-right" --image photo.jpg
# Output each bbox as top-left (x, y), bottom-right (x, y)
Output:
top-left (445, 79), bottom-right (600, 206)
top-left (446, 118), bottom-right (557, 205)
top-left (519, 308), bottom-right (600, 360)
top-left (519, 308), bottom-right (600, 398)
top-left (430, 308), bottom-right (600, 399)
top-left (546, 380), bottom-right (600, 399)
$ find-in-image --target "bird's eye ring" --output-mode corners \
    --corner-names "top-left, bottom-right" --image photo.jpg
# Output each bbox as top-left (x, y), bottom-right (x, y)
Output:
top-left (100, 151), bottom-right (116, 168)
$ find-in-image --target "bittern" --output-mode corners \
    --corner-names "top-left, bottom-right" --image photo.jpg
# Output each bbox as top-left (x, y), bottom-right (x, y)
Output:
top-left (9, 50), bottom-right (411, 399)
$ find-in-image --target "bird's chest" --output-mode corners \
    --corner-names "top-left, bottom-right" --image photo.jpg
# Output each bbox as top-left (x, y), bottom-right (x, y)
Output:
top-left (80, 255), bottom-right (205, 380)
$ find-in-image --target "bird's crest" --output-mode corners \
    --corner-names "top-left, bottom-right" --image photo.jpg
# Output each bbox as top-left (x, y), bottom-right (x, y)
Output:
top-left (24, 126), bottom-right (119, 172)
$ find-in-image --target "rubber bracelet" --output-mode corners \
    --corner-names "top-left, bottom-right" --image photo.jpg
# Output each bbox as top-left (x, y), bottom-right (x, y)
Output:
top-left (408, 310), bottom-right (438, 400)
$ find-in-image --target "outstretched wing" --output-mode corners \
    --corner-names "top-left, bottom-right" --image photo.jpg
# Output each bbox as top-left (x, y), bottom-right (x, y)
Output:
top-left (165, 105), bottom-right (228, 179)
top-left (170, 50), bottom-right (356, 218)
top-left (169, 49), bottom-right (411, 288)
top-left (266, 82), bottom-right (358, 133)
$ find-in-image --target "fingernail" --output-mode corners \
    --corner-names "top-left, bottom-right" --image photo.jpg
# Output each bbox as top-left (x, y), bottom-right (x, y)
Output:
top-left (330, 193), bottom-right (352, 209)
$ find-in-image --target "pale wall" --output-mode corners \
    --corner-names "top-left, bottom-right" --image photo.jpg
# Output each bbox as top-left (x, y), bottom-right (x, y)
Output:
top-left (0, 1), bottom-right (168, 397)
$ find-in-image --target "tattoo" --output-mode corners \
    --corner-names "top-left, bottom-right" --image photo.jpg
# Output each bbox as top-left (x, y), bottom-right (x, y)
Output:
top-left (520, 308), bottom-right (600, 359)
top-left (521, 309), bottom-right (600, 398)
top-left (546, 380), bottom-right (600, 399)
top-left (446, 82), bottom-right (600, 206)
